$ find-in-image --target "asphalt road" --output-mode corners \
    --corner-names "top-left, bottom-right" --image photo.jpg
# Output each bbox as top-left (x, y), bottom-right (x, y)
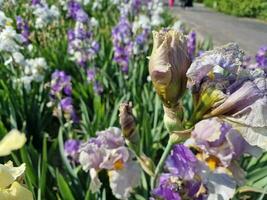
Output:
top-left (171, 3), bottom-right (267, 55)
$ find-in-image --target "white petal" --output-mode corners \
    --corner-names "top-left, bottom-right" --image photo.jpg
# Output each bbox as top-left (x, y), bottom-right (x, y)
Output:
top-left (224, 96), bottom-right (267, 149)
top-left (89, 169), bottom-right (102, 193)
top-left (108, 161), bottom-right (141, 200)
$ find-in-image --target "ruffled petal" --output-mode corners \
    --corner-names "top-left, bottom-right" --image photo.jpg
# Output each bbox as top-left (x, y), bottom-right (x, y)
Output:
top-left (108, 160), bottom-right (141, 200)
top-left (0, 181), bottom-right (33, 200)
top-left (0, 162), bottom-right (25, 189)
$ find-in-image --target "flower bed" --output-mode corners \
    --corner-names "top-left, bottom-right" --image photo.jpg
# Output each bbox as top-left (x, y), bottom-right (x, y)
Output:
top-left (0, 0), bottom-right (267, 200)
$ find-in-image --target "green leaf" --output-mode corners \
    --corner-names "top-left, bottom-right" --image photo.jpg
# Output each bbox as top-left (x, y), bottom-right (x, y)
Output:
top-left (56, 170), bottom-right (76, 200)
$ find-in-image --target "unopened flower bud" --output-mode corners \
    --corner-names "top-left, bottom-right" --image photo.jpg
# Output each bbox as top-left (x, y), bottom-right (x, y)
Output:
top-left (149, 29), bottom-right (191, 108)
top-left (137, 154), bottom-right (155, 176)
top-left (119, 102), bottom-right (138, 143)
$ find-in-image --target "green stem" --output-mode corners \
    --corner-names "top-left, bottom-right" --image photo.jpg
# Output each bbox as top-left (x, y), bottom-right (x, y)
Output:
top-left (150, 139), bottom-right (174, 189)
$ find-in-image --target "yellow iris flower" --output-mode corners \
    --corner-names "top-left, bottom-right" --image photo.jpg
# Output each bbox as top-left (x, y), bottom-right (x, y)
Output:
top-left (0, 130), bottom-right (33, 200)
top-left (0, 129), bottom-right (26, 156)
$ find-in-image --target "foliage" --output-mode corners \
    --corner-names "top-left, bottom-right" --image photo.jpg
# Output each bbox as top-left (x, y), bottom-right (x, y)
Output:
top-left (204, 0), bottom-right (267, 20)
top-left (0, 0), bottom-right (266, 199)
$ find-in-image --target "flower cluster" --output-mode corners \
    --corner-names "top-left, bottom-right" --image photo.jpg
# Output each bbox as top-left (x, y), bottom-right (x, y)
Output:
top-left (67, 0), bottom-right (99, 67)
top-left (31, 0), bottom-right (60, 29)
top-left (112, 16), bottom-right (133, 73)
top-left (18, 57), bottom-right (49, 90)
top-left (112, 0), bottom-right (164, 73)
top-left (79, 127), bottom-right (141, 199)
top-left (49, 70), bottom-right (78, 122)
top-left (67, 22), bottom-right (99, 67)
top-left (149, 29), bottom-right (267, 200)
top-left (0, 25), bottom-right (23, 54)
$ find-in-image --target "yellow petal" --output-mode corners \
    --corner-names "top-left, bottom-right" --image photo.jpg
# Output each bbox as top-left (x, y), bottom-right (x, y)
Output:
top-left (0, 130), bottom-right (26, 156)
top-left (0, 181), bottom-right (33, 200)
top-left (0, 162), bottom-right (26, 189)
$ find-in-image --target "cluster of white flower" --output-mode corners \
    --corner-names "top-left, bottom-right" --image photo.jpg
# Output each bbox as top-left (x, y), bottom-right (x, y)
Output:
top-left (132, 15), bottom-right (150, 34)
top-left (0, 9), bottom-right (48, 90)
top-left (0, 11), bottom-right (23, 66)
top-left (148, 0), bottom-right (164, 26)
top-left (32, 1), bottom-right (60, 29)
top-left (17, 57), bottom-right (49, 90)
top-left (0, 26), bottom-right (23, 53)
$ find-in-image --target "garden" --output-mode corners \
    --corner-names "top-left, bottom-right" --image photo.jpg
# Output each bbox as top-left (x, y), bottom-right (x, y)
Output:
top-left (0, 0), bottom-right (267, 200)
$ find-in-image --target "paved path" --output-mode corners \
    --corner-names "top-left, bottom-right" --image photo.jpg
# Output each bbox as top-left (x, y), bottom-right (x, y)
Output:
top-left (171, 3), bottom-right (267, 55)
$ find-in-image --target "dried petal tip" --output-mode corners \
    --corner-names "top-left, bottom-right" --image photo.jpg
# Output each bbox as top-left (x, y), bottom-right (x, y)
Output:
top-left (119, 102), bottom-right (137, 140)
top-left (149, 29), bottom-right (191, 108)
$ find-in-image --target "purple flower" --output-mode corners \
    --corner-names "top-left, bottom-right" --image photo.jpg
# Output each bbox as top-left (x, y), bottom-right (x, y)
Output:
top-left (75, 9), bottom-right (89, 23)
top-left (152, 174), bottom-right (181, 200)
top-left (191, 117), bottom-right (262, 167)
top-left (67, 23), bottom-right (100, 66)
top-left (78, 127), bottom-right (141, 198)
top-left (79, 127), bottom-right (128, 171)
top-left (49, 70), bottom-right (78, 122)
top-left (50, 70), bottom-right (72, 97)
top-left (31, 0), bottom-right (41, 5)
top-left (187, 31), bottom-right (196, 60)
top-left (93, 81), bottom-right (103, 95)
top-left (133, 29), bottom-right (149, 55)
top-left (112, 17), bottom-right (133, 73)
top-left (186, 43), bottom-right (244, 87)
top-left (131, 0), bottom-right (142, 14)
top-left (87, 68), bottom-right (96, 82)
top-left (67, 1), bottom-right (89, 23)
top-left (60, 97), bottom-right (78, 122)
top-left (165, 144), bottom-right (198, 180)
top-left (91, 41), bottom-right (100, 52)
top-left (67, 29), bottom-right (75, 41)
top-left (255, 46), bottom-right (267, 70)
top-left (79, 127), bottom-right (129, 175)
top-left (64, 139), bottom-right (81, 162)
top-left (16, 16), bottom-right (30, 44)
top-left (60, 97), bottom-right (73, 112)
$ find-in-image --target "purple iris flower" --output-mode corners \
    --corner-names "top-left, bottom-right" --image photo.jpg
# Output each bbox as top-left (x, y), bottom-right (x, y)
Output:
top-left (50, 70), bottom-right (78, 122)
top-left (187, 31), bottom-right (196, 60)
top-left (60, 97), bottom-right (78, 122)
top-left (67, 26), bottom-right (99, 66)
top-left (31, 0), bottom-right (41, 5)
top-left (255, 46), bottom-right (267, 70)
top-left (151, 174), bottom-right (181, 200)
top-left (51, 70), bottom-right (72, 97)
top-left (112, 17), bottom-right (133, 73)
top-left (93, 81), bottom-right (104, 95)
top-left (67, 0), bottom-right (89, 22)
top-left (165, 144), bottom-right (198, 180)
top-left (64, 139), bottom-right (81, 162)
top-left (16, 16), bottom-right (30, 44)
top-left (87, 68), bottom-right (96, 82)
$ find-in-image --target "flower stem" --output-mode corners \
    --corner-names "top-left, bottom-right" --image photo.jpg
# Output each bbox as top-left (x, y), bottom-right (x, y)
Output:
top-left (150, 138), bottom-right (174, 189)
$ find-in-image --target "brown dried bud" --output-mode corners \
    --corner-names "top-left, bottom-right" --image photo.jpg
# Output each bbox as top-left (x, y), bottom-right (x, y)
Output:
top-left (119, 102), bottom-right (137, 140)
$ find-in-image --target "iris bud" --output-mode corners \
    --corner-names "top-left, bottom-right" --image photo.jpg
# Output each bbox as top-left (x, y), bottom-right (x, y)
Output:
top-left (137, 154), bottom-right (155, 177)
top-left (149, 29), bottom-right (191, 108)
top-left (119, 102), bottom-right (139, 143)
